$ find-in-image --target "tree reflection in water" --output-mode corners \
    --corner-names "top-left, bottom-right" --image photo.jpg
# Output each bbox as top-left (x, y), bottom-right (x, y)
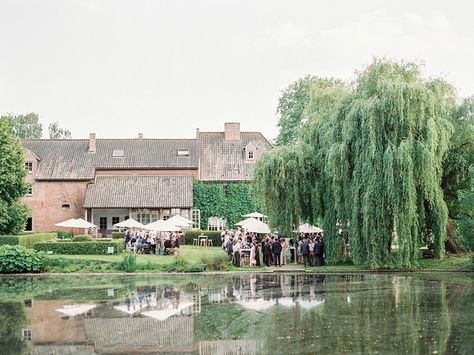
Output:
top-left (0, 273), bottom-right (471, 354)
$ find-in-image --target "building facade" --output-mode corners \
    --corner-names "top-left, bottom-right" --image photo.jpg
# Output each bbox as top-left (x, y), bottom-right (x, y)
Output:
top-left (21, 122), bottom-right (272, 234)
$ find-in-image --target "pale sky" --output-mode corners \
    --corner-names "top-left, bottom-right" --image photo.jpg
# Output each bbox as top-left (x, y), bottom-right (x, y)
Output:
top-left (1, 0), bottom-right (473, 140)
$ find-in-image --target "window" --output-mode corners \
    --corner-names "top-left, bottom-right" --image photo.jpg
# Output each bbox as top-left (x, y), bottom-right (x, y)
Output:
top-left (25, 161), bottom-right (33, 172)
top-left (26, 187), bottom-right (33, 196)
top-left (162, 209), bottom-right (170, 220)
top-left (25, 217), bottom-right (32, 232)
top-left (112, 217), bottom-right (119, 225)
top-left (99, 217), bottom-right (107, 230)
top-left (112, 149), bottom-right (124, 157)
top-left (248, 150), bottom-right (254, 159)
top-left (62, 203), bottom-right (70, 211)
top-left (170, 208), bottom-right (180, 216)
top-left (137, 213), bottom-right (150, 224)
top-left (192, 209), bottom-right (201, 230)
top-left (177, 149), bottom-right (189, 156)
top-left (208, 217), bottom-right (227, 231)
top-left (22, 329), bottom-right (32, 341)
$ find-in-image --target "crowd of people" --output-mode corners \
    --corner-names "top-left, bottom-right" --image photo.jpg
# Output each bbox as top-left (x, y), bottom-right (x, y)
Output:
top-left (123, 228), bottom-right (182, 255)
top-left (221, 229), bottom-right (325, 267)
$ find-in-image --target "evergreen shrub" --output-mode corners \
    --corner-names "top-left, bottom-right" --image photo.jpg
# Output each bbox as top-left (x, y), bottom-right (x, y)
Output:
top-left (34, 241), bottom-right (123, 254)
top-left (72, 235), bottom-right (93, 242)
top-left (111, 232), bottom-right (125, 239)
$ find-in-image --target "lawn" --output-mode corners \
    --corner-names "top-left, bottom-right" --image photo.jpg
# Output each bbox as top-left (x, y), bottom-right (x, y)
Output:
top-left (49, 245), bottom-right (226, 266)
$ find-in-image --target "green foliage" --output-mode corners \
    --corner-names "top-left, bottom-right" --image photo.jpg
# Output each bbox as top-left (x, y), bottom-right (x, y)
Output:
top-left (55, 230), bottom-right (72, 239)
top-left (0, 118), bottom-right (30, 235)
top-left (72, 234), bottom-right (93, 242)
top-left (184, 230), bottom-right (222, 245)
top-left (201, 255), bottom-right (230, 270)
top-left (0, 112), bottom-right (42, 139)
top-left (48, 121), bottom-right (72, 139)
top-left (34, 241), bottom-right (123, 254)
top-left (0, 245), bottom-right (47, 273)
top-left (193, 181), bottom-right (258, 229)
top-left (256, 59), bottom-right (457, 267)
top-left (18, 232), bottom-right (56, 248)
top-left (111, 232), bottom-right (125, 239)
top-left (119, 253), bottom-right (137, 272)
top-left (0, 236), bottom-right (20, 246)
top-left (160, 256), bottom-right (206, 272)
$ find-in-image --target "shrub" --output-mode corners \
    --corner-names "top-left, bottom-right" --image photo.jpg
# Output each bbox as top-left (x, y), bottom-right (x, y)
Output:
top-left (111, 232), bottom-right (125, 239)
top-left (201, 255), bottom-right (230, 271)
top-left (160, 257), bottom-right (206, 272)
top-left (72, 235), bottom-right (93, 242)
top-left (0, 236), bottom-right (20, 246)
top-left (55, 230), bottom-right (72, 240)
top-left (184, 230), bottom-right (222, 246)
top-left (34, 241), bottom-right (123, 255)
top-left (19, 233), bottom-right (56, 248)
top-left (119, 253), bottom-right (137, 272)
top-left (0, 245), bottom-right (47, 273)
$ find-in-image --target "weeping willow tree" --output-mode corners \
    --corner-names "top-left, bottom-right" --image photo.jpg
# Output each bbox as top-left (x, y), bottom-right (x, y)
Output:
top-left (255, 59), bottom-right (456, 267)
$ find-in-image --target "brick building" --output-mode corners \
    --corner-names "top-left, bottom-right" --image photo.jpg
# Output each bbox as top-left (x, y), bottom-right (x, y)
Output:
top-left (21, 122), bottom-right (272, 234)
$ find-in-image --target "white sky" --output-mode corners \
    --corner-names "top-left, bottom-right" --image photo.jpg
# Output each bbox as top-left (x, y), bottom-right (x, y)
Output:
top-left (1, 0), bottom-right (473, 140)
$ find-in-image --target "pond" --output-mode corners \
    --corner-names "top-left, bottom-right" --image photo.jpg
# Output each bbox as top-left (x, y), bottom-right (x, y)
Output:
top-left (0, 272), bottom-right (472, 354)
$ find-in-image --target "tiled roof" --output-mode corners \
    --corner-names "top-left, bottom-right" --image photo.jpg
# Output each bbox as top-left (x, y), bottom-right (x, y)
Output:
top-left (198, 132), bottom-right (273, 181)
top-left (22, 139), bottom-right (198, 180)
top-left (84, 175), bottom-right (193, 208)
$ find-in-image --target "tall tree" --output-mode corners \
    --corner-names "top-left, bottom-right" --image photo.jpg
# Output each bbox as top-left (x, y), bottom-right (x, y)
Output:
top-left (0, 118), bottom-right (30, 234)
top-left (256, 59), bottom-right (457, 267)
top-left (48, 121), bottom-right (72, 139)
top-left (276, 76), bottom-right (345, 146)
top-left (1, 113), bottom-right (42, 139)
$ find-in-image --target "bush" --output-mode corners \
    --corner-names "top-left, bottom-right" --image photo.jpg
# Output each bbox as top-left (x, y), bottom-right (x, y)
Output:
top-left (72, 235), bottom-right (93, 242)
top-left (161, 256), bottom-right (206, 272)
top-left (201, 255), bottom-right (230, 271)
top-left (55, 230), bottom-right (72, 240)
top-left (184, 230), bottom-right (222, 246)
top-left (119, 253), bottom-right (137, 272)
top-left (19, 233), bottom-right (56, 248)
top-left (0, 236), bottom-right (20, 246)
top-left (111, 232), bottom-right (125, 239)
top-left (0, 245), bottom-right (47, 273)
top-left (34, 241), bottom-right (123, 255)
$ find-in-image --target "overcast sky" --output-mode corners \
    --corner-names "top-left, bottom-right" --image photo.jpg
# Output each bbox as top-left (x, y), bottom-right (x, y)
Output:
top-left (1, 0), bottom-right (473, 140)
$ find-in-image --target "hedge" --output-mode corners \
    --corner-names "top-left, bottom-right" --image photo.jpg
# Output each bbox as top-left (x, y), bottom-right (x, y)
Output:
top-left (0, 236), bottom-right (20, 246)
top-left (72, 235), bottom-right (93, 242)
top-left (111, 232), bottom-right (125, 239)
top-left (34, 241), bottom-right (123, 255)
top-left (184, 230), bottom-right (222, 246)
top-left (0, 233), bottom-right (55, 248)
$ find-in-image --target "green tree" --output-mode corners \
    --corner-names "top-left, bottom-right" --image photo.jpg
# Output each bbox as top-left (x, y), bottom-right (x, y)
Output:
top-left (0, 118), bottom-right (30, 235)
top-left (1, 113), bottom-right (42, 139)
top-left (48, 121), bottom-right (72, 139)
top-left (256, 59), bottom-right (457, 267)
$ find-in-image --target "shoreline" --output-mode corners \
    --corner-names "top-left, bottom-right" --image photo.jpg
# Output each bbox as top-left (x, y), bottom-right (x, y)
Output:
top-left (2, 268), bottom-right (473, 277)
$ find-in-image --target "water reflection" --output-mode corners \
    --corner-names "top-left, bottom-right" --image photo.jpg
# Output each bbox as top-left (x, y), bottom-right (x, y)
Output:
top-left (0, 273), bottom-right (472, 354)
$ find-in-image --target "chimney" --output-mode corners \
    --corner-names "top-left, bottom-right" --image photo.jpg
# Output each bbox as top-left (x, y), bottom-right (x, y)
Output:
top-left (88, 133), bottom-right (96, 153)
top-left (196, 128), bottom-right (200, 139)
top-left (138, 133), bottom-right (143, 139)
top-left (224, 122), bottom-right (240, 141)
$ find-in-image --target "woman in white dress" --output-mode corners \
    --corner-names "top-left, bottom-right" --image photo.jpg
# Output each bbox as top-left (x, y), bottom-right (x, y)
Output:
top-left (250, 242), bottom-right (257, 267)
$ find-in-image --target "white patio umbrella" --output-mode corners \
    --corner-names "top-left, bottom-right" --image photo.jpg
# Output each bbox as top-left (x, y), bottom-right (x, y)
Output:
top-left (141, 302), bottom-right (194, 321)
top-left (242, 212), bottom-right (267, 219)
top-left (241, 219), bottom-right (271, 234)
top-left (167, 215), bottom-right (192, 228)
top-left (145, 219), bottom-right (181, 232)
top-left (297, 223), bottom-right (323, 234)
top-left (55, 218), bottom-right (97, 229)
top-left (238, 298), bottom-right (276, 311)
top-left (56, 304), bottom-right (96, 317)
top-left (168, 214), bottom-right (193, 225)
top-left (113, 218), bottom-right (145, 229)
top-left (235, 217), bottom-right (259, 227)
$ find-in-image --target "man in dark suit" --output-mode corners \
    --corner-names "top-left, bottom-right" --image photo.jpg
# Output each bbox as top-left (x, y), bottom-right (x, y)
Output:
top-left (263, 237), bottom-right (272, 267)
top-left (300, 237), bottom-right (310, 267)
top-left (315, 235), bottom-right (325, 266)
top-left (272, 238), bottom-right (282, 267)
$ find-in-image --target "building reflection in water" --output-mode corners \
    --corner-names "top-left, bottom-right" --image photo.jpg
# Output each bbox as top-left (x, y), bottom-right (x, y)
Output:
top-left (1, 273), bottom-right (471, 354)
